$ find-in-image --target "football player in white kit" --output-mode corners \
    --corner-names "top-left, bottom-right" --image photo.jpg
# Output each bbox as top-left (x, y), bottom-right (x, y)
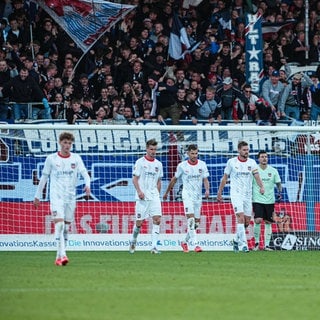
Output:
top-left (163, 144), bottom-right (210, 253)
top-left (34, 132), bottom-right (91, 266)
top-left (217, 141), bottom-right (264, 252)
top-left (129, 139), bottom-right (163, 254)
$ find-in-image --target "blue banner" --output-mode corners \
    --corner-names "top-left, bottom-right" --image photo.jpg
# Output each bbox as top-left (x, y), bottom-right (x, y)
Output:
top-left (245, 13), bottom-right (263, 94)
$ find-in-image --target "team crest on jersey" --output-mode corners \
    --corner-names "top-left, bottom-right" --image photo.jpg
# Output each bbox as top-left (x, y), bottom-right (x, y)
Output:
top-left (71, 163), bottom-right (76, 169)
top-left (268, 173), bottom-right (272, 177)
top-left (52, 211), bottom-right (57, 216)
top-left (155, 167), bottom-right (159, 172)
top-left (248, 166), bottom-right (252, 171)
top-left (199, 169), bottom-right (202, 173)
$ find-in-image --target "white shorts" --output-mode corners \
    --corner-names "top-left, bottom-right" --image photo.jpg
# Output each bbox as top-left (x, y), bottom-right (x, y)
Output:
top-left (231, 196), bottom-right (252, 217)
top-left (51, 201), bottom-right (76, 222)
top-left (183, 198), bottom-right (202, 219)
top-left (135, 198), bottom-right (162, 221)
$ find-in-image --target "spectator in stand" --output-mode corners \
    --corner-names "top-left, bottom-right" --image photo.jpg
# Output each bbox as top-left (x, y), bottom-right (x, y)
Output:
top-left (196, 87), bottom-right (221, 122)
top-left (74, 73), bottom-right (95, 101)
top-left (6, 15), bottom-right (29, 49)
top-left (261, 70), bottom-right (285, 119)
top-left (290, 31), bottom-right (309, 65)
top-left (189, 48), bottom-right (209, 76)
top-left (2, 68), bottom-right (50, 121)
top-left (174, 68), bottom-right (190, 90)
top-left (62, 83), bottom-right (75, 108)
top-left (180, 89), bottom-right (198, 124)
top-left (0, 59), bottom-right (14, 120)
top-left (139, 28), bottom-right (155, 59)
top-left (94, 87), bottom-right (110, 112)
top-left (66, 98), bottom-right (93, 124)
top-left (215, 77), bottom-right (248, 120)
top-left (309, 72), bottom-right (320, 121)
top-left (51, 92), bottom-right (65, 119)
top-left (217, 42), bottom-right (232, 70)
top-left (43, 79), bottom-right (55, 103)
top-left (22, 56), bottom-right (40, 84)
top-left (120, 82), bottom-right (136, 108)
top-left (90, 106), bottom-right (109, 125)
top-left (126, 59), bottom-right (146, 86)
top-left (233, 84), bottom-right (259, 122)
top-left (82, 97), bottom-right (95, 118)
top-left (156, 76), bottom-right (180, 125)
top-left (279, 73), bottom-right (313, 120)
top-left (52, 77), bottom-right (64, 100)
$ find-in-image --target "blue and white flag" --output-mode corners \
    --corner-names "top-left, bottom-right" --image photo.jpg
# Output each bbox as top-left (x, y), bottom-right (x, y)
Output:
top-left (36, 0), bottom-right (136, 53)
top-left (245, 13), bottom-right (264, 94)
top-left (169, 13), bottom-right (194, 60)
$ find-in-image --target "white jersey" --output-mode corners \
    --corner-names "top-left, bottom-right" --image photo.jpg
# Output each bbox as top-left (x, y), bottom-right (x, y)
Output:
top-left (175, 159), bottom-right (209, 201)
top-left (133, 156), bottom-right (163, 200)
top-left (35, 152), bottom-right (90, 203)
top-left (224, 156), bottom-right (258, 198)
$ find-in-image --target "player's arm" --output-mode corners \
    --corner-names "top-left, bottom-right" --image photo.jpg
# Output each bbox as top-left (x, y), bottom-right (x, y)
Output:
top-left (157, 178), bottom-right (162, 194)
top-left (163, 176), bottom-right (177, 200)
top-left (276, 181), bottom-right (282, 202)
top-left (78, 156), bottom-right (91, 195)
top-left (81, 170), bottom-right (91, 195)
top-left (133, 175), bottom-right (144, 199)
top-left (34, 174), bottom-right (49, 208)
top-left (253, 170), bottom-right (264, 194)
top-left (217, 173), bottom-right (228, 201)
top-left (203, 177), bottom-right (210, 199)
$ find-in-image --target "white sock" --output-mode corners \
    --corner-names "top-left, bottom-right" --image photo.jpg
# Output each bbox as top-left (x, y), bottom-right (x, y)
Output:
top-left (187, 217), bottom-right (196, 246)
top-left (54, 221), bottom-right (65, 259)
top-left (132, 226), bottom-right (141, 242)
top-left (64, 223), bottom-right (69, 249)
top-left (151, 224), bottom-right (160, 249)
top-left (237, 223), bottom-right (247, 246)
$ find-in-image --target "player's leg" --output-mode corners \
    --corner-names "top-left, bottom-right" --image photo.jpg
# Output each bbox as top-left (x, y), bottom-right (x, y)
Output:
top-left (53, 218), bottom-right (64, 265)
top-left (193, 202), bottom-right (203, 252)
top-left (151, 215), bottom-right (161, 254)
top-left (150, 198), bottom-right (162, 254)
top-left (264, 204), bottom-right (275, 251)
top-left (51, 202), bottom-right (66, 265)
top-left (129, 200), bottom-right (145, 253)
top-left (181, 199), bottom-right (195, 252)
top-left (253, 203), bottom-right (263, 250)
top-left (61, 203), bottom-right (75, 265)
top-left (231, 198), bottom-right (247, 252)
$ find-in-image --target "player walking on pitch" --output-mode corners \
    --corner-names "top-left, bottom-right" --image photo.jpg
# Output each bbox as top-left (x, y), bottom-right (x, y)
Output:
top-left (34, 132), bottom-right (91, 266)
top-left (253, 151), bottom-right (282, 251)
top-left (129, 139), bottom-right (163, 254)
top-left (163, 144), bottom-right (210, 252)
top-left (217, 141), bottom-right (264, 253)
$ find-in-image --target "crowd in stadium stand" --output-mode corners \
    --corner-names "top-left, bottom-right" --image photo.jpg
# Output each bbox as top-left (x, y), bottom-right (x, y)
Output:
top-left (1, 0), bottom-right (320, 124)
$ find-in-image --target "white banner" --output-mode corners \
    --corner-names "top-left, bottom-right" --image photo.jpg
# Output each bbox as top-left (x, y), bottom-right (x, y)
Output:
top-left (0, 234), bottom-right (234, 251)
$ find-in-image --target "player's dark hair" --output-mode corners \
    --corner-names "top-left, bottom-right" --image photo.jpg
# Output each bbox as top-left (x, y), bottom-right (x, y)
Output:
top-left (238, 141), bottom-right (248, 149)
top-left (187, 144), bottom-right (198, 151)
top-left (59, 132), bottom-right (75, 142)
top-left (146, 139), bottom-right (158, 148)
top-left (257, 150), bottom-right (267, 158)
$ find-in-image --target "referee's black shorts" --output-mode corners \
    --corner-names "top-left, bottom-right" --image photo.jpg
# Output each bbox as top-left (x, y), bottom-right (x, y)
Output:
top-left (252, 203), bottom-right (274, 223)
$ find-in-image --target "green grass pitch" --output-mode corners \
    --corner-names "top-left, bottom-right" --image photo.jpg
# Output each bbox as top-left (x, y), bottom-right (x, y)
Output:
top-left (0, 251), bottom-right (319, 320)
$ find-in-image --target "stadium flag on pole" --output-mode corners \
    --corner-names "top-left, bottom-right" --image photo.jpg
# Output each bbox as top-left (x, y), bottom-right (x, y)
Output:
top-left (245, 13), bottom-right (263, 94)
top-left (36, 0), bottom-right (136, 53)
top-left (262, 20), bottom-right (296, 41)
top-left (169, 13), bottom-right (200, 60)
